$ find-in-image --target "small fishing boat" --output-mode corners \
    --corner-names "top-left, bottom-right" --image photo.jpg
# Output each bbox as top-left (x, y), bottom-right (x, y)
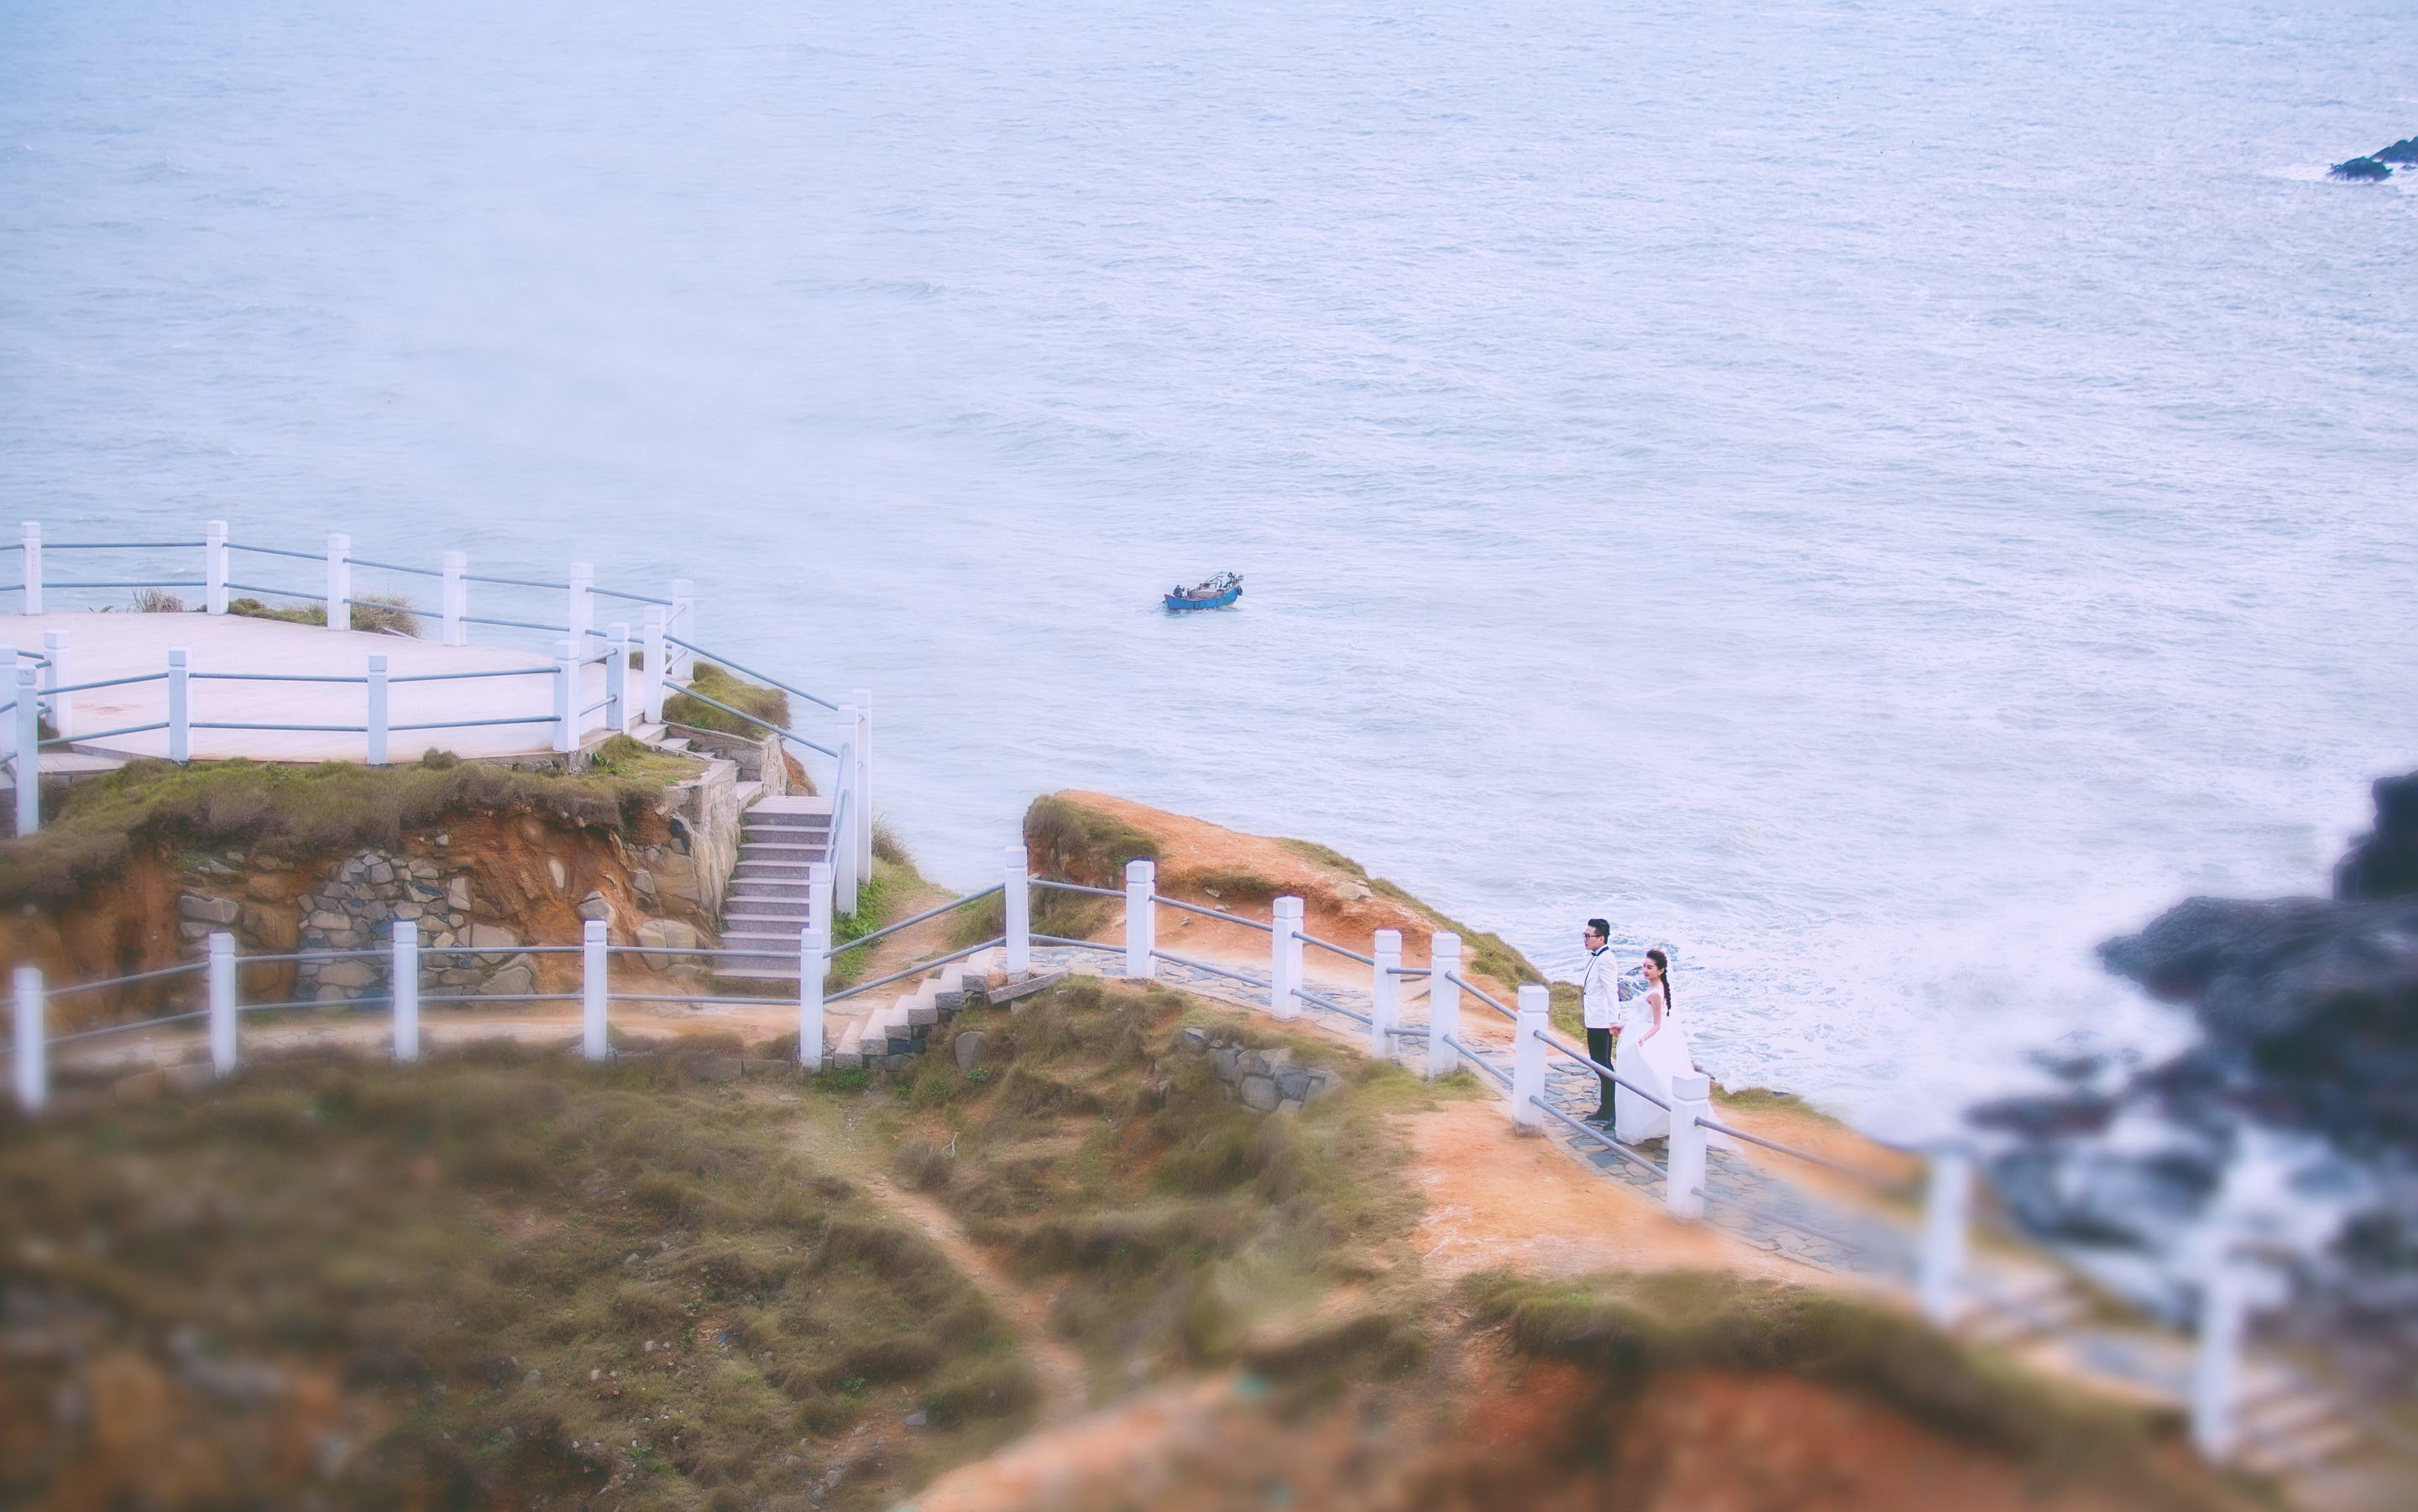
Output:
top-left (1163, 571), bottom-right (1243, 611)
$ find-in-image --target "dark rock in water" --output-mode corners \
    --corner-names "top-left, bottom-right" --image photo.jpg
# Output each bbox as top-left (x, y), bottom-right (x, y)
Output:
top-left (2330, 156), bottom-right (2393, 181)
top-left (2374, 137), bottom-right (2418, 165)
top-left (2336, 770), bottom-right (2418, 900)
top-left (1979, 769), bottom-right (2418, 1384)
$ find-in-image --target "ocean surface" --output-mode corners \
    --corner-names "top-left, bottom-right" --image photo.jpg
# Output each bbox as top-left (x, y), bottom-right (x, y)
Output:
top-left (5, 0), bottom-right (2415, 1134)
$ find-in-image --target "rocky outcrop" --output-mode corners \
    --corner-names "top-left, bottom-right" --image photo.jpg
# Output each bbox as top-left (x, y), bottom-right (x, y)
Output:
top-left (1179, 1024), bottom-right (1343, 1114)
top-left (2371, 136), bottom-right (2418, 165)
top-left (1973, 770), bottom-right (2418, 1382)
top-left (2330, 156), bottom-right (2393, 181)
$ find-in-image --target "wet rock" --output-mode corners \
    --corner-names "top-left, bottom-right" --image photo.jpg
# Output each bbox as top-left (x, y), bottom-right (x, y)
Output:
top-left (2336, 771), bottom-right (2418, 900)
top-left (2332, 156), bottom-right (2394, 181)
top-left (1968, 1091), bottom-right (2117, 1140)
top-left (2376, 137), bottom-right (2418, 165)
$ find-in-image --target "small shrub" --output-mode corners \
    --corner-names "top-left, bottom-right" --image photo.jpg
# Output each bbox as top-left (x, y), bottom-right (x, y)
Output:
top-left (128, 588), bottom-right (186, 613)
top-left (1023, 793), bottom-right (1163, 887)
top-left (663, 662), bottom-right (790, 739)
top-left (349, 591), bottom-right (420, 636)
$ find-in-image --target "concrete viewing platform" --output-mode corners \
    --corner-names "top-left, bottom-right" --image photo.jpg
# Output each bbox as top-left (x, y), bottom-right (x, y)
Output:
top-left (1, 610), bottom-right (606, 764)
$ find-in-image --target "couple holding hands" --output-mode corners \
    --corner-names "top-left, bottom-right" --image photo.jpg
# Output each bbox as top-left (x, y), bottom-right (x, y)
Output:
top-left (1576, 918), bottom-right (1705, 1147)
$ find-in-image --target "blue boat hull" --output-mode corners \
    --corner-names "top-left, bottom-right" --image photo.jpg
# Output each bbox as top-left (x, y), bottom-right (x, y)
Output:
top-left (1164, 587), bottom-right (1242, 610)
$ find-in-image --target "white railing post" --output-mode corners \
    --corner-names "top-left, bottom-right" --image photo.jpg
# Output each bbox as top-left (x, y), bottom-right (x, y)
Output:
top-left (1270, 897), bottom-right (1304, 1020)
top-left (20, 521), bottom-right (41, 615)
top-left (1510, 985), bottom-right (1548, 1134)
top-left (668, 578), bottom-right (694, 677)
top-left (809, 860), bottom-right (835, 955)
top-left (207, 930), bottom-right (238, 1075)
top-left (324, 532), bottom-right (350, 631)
top-left (1426, 934), bottom-right (1462, 1078)
top-left (1918, 1146), bottom-right (1973, 1326)
top-left (1370, 929), bottom-right (1401, 1059)
top-left (203, 520), bottom-right (228, 614)
top-left (1124, 859), bottom-right (1156, 979)
top-left (41, 629), bottom-right (71, 740)
top-left (553, 639), bottom-right (577, 753)
top-left (798, 905), bottom-right (828, 1070)
top-left (166, 649), bottom-right (190, 761)
top-left (605, 623), bottom-right (630, 733)
top-left (441, 551), bottom-right (468, 646)
top-left (567, 562), bottom-right (594, 648)
top-left (853, 690), bottom-right (873, 880)
top-left (391, 919), bottom-right (420, 1062)
top-left (582, 918), bottom-right (610, 1061)
top-left (1667, 1070), bottom-right (1712, 1222)
top-left (2191, 1239), bottom-right (2251, 1463)
top-left (641, 605), bottom-right (667, 723)
top-left (12, 965), bottom-right (44, 1114)
top-left (14, 665), bottom-right (40, 837)
top-left (1004, 844), bottom-right (1031, 976)
top-left (365, 653), bottom-right (390, 765)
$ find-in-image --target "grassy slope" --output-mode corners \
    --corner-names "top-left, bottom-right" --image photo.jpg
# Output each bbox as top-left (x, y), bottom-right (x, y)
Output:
top-left (0, 1043), bottom-right (1034, 1512)
top-left (0, 753), bottom-right (678, 908)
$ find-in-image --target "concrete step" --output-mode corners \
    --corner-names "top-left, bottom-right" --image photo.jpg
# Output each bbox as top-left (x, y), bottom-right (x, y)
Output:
top-left (726, 902), bottom-right (815, 923)
top-left (729, 879), bottom-right (813, 899)
top-left (833, 1019), bottom-right (865, 1069)
top-left (735, 860), bottom-right (819, 880)
top-left (741, 842), bottom-right (830, 861)
top-left (735, 779), bottom-right (765, 808)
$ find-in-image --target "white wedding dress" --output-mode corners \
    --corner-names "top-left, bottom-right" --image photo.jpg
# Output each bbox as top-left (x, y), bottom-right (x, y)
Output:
top-left (1613, 983), bottom-right (1710, 1147)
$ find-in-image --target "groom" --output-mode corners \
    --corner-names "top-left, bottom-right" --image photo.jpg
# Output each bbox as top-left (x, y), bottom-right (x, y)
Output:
top-left (1578, 918), bottom-right (1620, 1123)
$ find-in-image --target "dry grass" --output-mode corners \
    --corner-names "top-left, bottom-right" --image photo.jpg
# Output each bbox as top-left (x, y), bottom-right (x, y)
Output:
top-left (0, 753), bottom-right (669, 907)
top-left (128, 588), bottom-right (188, 613)
top-left (872, 979), bottom-right (1435, 1394)
top-left (225, 593), bottom-right (421, 636)
top-left (1465, 1269), bottom-right (2215, 1509)
top-left (0, 1042), bottom-right (1034, 1511)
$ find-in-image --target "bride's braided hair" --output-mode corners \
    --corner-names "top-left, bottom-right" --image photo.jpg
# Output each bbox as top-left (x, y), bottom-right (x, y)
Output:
top-left (1646, 948), bottom-right (1672, 1013)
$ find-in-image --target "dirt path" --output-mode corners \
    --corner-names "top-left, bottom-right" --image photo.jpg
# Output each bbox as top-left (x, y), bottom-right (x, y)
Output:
top-left (857, 1172), bottom-right (1091, 1425)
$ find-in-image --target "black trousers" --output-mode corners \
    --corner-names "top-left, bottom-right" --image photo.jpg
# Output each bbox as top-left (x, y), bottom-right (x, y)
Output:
top-left (1586, 1027), bottom-right (1615, 1117)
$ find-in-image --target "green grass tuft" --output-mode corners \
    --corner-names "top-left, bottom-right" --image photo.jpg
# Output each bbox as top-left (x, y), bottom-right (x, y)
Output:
top-left (663, 662), bottom-right (790, 740)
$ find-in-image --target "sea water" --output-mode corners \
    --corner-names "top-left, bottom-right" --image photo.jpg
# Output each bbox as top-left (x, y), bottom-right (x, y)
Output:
top-left (4, 0), bottom-right (2414, 1134)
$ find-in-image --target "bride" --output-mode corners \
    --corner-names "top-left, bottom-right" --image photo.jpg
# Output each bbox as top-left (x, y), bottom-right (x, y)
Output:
top-left (1614, 947), bottom-right (1713, 1147)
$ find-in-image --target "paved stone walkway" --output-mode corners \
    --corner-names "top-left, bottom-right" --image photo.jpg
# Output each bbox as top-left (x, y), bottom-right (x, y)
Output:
top-left (1034, 944), bottom-right (1913, 1280)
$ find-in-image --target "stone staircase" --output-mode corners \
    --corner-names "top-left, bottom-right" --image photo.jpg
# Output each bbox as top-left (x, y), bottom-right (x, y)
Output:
top-left (830, 947), bottom-right (1012, 1070)
top-left (712, 794), bottom-right (834, 984)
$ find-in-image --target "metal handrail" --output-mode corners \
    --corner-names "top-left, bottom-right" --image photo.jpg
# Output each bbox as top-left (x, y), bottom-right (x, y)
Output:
top-left (1444, 970), bottom-right (1519, 1022)
top-left (662, 636), bottom-right (839, 712)
top-left (591, 586), bottom-right (673, 606)
top-left (1444, 1035), bottom-right (1511, 1086)
top-left (191, 672), bottom-right (369, 683)
top-left (44, 960), bottom-right (210, 997)
top-left (224, 581), bottom-right (318, 597)
top-left (389, 667), bottom-right (552, 683)
top-left (1033, 877), bottom-right (1123, 898)
top-left (461, 572), bottom-right (569, 590)
top-left (1696, 1117), bottom-right (1898, 1185)
top-left (346, 556), bottom-right (443, 577)
top-left (44, 1009), bottom-right (213, 1045)
top-left (43, 579), bottom-right (207, 589)
top-left (43, 541), bottom-right (206, 551)
top-left (1540, 1032), bottom-right (1669, 1110)
top-left (825, 937), bottom-right (1006, 1004)
top-left (830, 886), bottom-right (1005, 954)
top-left (1148, 950), bottom-right (1271, 990)
top-left (39, 720), bottom-right (170, 746)
top-left (390, 714), bottom-right (555, 731)
top-left (1294, 986), bottom-right (1373, 1027)
top-left (1299, 933), bottom-right (1374, 966)
top-left (33, 672), bottom-right (169, 695)
top-left (460, 615), bottom-right (572, 633)
top-left (1154, 895), bottom-right (1274, 931)
top-left (227, 542), bottom-right (322, 561)
top-left (1031, 934), bottom-right (1121, 951)
top-left (192, 721), bottom-right (366, 733)
top-left (1533, 1096), bottom-right (1670, 1179)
